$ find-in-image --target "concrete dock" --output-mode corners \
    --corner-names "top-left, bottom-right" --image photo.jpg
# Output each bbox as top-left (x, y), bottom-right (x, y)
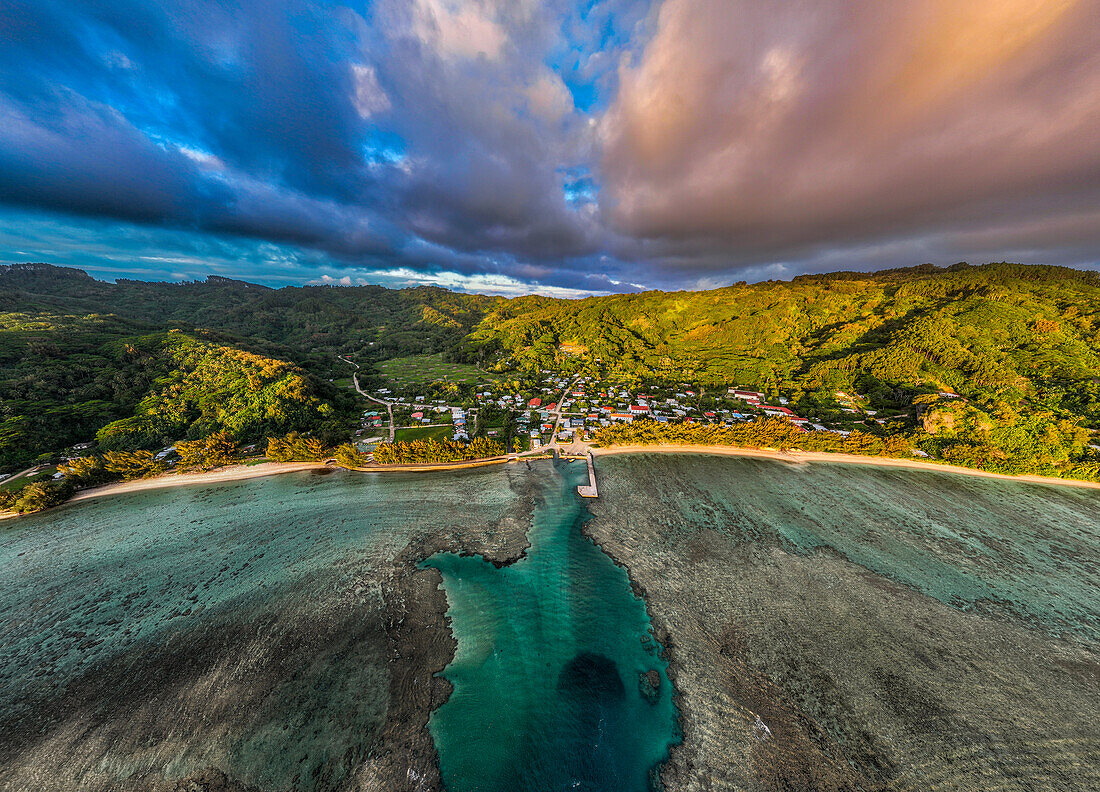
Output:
top-left (576, 452), bottom-right (599, 498)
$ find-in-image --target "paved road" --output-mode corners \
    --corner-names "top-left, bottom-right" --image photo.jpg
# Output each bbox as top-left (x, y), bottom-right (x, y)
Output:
top-left (2, 465), bottom-right (41, 486)
top-left (353, 373), bottom-right (395, 442)
top-left (546, 375), bottom-right (583, 451)
top-left (338, 355), bottom-right (396, 442)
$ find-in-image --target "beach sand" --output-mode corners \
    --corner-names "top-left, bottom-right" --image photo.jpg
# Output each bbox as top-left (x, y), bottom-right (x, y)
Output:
top-left (592, 444), bottom-right (1100, 491)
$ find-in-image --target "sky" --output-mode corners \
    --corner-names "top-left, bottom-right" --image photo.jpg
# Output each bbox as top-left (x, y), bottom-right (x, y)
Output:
top-left (1, 0), bottom-right (1099, 296)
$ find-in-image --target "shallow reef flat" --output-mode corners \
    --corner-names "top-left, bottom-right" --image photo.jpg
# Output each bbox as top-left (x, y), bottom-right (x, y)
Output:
top-left (0, 464), bottom-right (550, 792)
top-left (586, 453), bottom-right (1100, 792)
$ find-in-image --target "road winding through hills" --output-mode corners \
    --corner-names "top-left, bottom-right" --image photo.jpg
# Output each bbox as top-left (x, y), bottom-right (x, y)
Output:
top-left (338, 355), bottom-right (395, 442)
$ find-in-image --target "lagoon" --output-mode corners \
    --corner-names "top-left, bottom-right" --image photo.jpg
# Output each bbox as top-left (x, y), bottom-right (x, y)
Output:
top-left (423, 458), bottom-right (678, 792)
top-left (1, 454), bottom-right (1098, 791)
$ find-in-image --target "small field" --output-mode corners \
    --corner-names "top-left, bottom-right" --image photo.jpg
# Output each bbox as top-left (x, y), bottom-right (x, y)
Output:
top-left (0, 467), bottom-right (57, 492)
top-left (376, 354), bottom-right (485, 386)
top-left (394, 425), bottom-right (453, 443)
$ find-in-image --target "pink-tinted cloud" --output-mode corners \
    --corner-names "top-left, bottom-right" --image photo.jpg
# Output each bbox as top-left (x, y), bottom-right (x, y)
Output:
top-left (600, 0), bottom-right (1100, 266)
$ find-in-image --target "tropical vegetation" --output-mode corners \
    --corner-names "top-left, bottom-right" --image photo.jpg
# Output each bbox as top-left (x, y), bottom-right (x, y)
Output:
top-left (372, 437), bottom-right (505, 465)
top-left (2, 260), bottom-right (1100, 514)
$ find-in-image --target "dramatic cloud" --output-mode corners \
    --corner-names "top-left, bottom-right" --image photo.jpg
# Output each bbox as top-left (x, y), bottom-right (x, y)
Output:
top-left (0, 0), bottom-right (1098, 292)
top-left (601, 0), bottom-right (1100, 275)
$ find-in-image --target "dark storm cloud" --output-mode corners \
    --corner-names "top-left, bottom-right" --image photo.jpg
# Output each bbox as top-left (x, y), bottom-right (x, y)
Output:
top-left (1, 0), bottom-right (1099, 293)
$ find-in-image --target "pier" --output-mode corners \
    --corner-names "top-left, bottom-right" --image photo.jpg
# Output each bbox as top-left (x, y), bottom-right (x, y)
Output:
top-left (576, 452), bottom-right (599, 498)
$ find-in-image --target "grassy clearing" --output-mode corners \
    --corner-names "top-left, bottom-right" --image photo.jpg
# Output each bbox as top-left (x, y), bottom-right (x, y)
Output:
top-left (376, 353), bottom-right (486, 385)
top-left (0, 467), bottom-right (57, 491)
top-left (394, 425), bottom-right (454, 442)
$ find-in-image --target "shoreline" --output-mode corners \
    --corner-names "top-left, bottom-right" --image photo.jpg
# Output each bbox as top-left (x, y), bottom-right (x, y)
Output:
top-left (592, 444), bottom-right (1100, 491)
top-left (2, 457), bottom-right (521, 520)
top-left (6, 443), bottom-right (1097, 521)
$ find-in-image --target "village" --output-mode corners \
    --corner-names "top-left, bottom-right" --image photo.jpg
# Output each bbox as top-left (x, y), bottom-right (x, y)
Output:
top-left (349, 367), bottom-right (916, 454)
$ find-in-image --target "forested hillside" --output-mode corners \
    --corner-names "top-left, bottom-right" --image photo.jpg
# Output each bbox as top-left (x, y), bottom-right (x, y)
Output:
top-left (464, 263), bottom-right (1100, 399)
top-left (458, 262), bottom-right (1100, 476)
top-left (0, 310), bottom-right (349, 470)
top-left (0, 263), bottom-right (496, 365)
top-left (465, 262), bottom-right (1100, 419)
top-left (3, 261), bottom-right (1099, 482)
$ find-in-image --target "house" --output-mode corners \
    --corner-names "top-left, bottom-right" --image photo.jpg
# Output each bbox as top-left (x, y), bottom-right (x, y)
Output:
top-left (730, 389), bottom-right (763, 403)
top-left (528, 398), bottom-right (542, 408)
top-left (761, 405), bottom-right (795, 416)
top-left (628, 405), bottom-right (650, 414)
top-left (609, 412), bottom-right (634, 422)
top-left (411, 411), bottom-right (424, 420)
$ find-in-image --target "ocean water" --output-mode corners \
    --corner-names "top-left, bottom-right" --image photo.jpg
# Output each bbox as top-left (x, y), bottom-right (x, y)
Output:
top-left (423, 458), bottom-right (680, 792)
top-left (604, 454), bottom-right (1100, 641)
top-left (588, 453), bottom-right (1100, 791)
top-left (0, 466), bottom-right (527, 791)
top-left (3, 455), bottom-right (1097, 791)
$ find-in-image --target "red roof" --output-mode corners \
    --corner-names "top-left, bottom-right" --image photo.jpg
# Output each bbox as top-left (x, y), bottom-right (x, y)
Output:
top-left (763, 405), bottom-right (795, 415)
top-left (528, 398), bottom-right (542, 407)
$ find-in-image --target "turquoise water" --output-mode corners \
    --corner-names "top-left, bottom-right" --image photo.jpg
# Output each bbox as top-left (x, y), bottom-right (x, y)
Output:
top-left (601, 454), bottom-right (1100, 642)
top-left (0, 467), bottom-right (525, 790)
top-left (423, 458), bottom-right (680, 792)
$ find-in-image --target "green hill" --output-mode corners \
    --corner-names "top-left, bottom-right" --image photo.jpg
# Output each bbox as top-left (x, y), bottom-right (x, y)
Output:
top-left (0, 309), bottom-right (347, 470)
top-left (3, 261), bottom-right (1099, 482)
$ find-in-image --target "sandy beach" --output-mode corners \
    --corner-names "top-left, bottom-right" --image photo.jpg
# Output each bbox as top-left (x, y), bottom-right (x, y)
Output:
top-left (592, 444), bottom-right (1100, 491)
top-left (5, 443), bottom-right (1097, 521)
top-left (66, 461), bottom-right (332, 503)
top-left (0, 457), bottom-right (522, 519)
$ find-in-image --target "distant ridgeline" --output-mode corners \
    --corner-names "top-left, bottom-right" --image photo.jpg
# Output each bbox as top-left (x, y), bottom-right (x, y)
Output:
top-left (2, 261), bottom-right (1100, 483)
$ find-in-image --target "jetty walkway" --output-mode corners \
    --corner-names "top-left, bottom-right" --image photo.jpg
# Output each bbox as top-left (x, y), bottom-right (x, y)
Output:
top-left (562, 450), bottom-right (599, 498)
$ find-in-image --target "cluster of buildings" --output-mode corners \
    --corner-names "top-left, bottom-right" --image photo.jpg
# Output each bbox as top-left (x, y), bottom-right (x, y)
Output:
top-left (366, 369), bottom-right (903, 448)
